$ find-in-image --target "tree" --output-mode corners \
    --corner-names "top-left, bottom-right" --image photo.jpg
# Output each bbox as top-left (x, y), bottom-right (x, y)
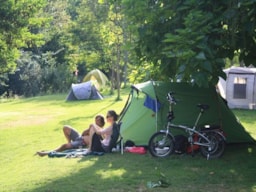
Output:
top-left (122, 0), bottom-right (256, 87)
top-left (101, 0), bottom-right (124, 99)
top-left (0, 0), bottom-right (47, 74)
top-left (7, 51), bottom-right (75, 97)
top-left (39, 0), bottom-right (72, 64)
top-left (68, 0), bottom-right (126, 99)
top-left (67, 0), bottom-right (109, 72)
top-left (222, 0), bottom-right (256, 66)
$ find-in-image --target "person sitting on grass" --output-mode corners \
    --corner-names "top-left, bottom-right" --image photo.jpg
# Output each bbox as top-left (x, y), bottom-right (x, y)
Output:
top-left (36, 115), bottom-right (105, 157)
top-left (86, 110), bottom-right (119, 153)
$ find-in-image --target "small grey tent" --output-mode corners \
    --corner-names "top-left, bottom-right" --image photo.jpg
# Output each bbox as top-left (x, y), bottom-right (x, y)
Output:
top-left (119, 81), bottom-right (254, 146)
top-left (66, 81), bottom-right (103, 101)
top-left (218, 66), bottom-right (256, 109)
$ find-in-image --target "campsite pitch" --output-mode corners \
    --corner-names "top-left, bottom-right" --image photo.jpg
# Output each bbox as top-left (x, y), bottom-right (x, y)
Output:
top-left (0, 92), bottom-right (255, 192)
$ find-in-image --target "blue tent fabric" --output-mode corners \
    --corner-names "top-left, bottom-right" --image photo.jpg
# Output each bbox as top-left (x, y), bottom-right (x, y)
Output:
top-left (144, 95), bottom-right (161, 112)
top-left (66, 81), bottom-right (103, 101)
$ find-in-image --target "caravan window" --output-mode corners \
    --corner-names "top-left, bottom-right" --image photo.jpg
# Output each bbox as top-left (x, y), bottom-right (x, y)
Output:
top-left (233, 77), bottom-right (247, 99)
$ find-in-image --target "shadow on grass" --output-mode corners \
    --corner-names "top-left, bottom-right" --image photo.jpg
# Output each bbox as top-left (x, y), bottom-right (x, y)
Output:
top-left (6, 94), bottom-right (116, 109)
top-left (29, 144), bottom-right (256, 192)
top-left (30, 153), bottom-right (152, 192)
top-left (7, 89), bottom-right (128, 104)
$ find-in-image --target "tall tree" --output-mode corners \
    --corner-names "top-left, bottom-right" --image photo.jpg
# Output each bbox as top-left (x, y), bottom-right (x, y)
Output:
top-left (68, 0), bottom-right (127, 99)
top-left (222, 0), bottom-right (256, 65)
top-left (101, 0), bottom-right (124, 99)
top-left (0, 0), bottom-right (47, 74)
top-left (122, 0), bottom-right (256, 87)
top-left (67, 0), bottom-right (109, 72)
top-left (39, 0), bottom-right (71, 64)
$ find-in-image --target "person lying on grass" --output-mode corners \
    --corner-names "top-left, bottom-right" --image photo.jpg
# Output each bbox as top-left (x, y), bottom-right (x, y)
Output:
top-left (87, 110), bottom-right (119, 153)
top-left (36, 115), bottom-right (105, 157)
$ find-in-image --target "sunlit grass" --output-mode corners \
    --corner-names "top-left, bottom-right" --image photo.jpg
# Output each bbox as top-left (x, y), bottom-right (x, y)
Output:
top-left (0, 90), bottom-right (255, 192)
top-left (233, 109), bottom-right (256, 140)
top-left (96, 168), bottom-right (127, 179)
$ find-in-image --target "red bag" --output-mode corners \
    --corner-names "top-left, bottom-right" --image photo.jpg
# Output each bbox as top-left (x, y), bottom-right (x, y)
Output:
top-left (126, 146), bottom-right (147, 154)
top-left (187, 134), bottom-right (200, 153)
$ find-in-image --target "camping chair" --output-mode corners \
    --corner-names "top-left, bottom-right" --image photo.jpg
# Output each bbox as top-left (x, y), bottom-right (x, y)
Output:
top-left (105, 122), bottom-right (123, 154)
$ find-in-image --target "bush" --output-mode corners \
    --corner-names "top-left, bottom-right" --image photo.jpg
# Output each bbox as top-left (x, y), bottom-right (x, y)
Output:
top-left (3, 51), bottom-right (76, 97)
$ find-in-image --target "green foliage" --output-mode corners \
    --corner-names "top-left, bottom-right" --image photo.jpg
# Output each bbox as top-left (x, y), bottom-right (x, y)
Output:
top-left (0, 0), bottom-right (47, 74)
top-left (67, 0), bottom-right (109, 71)
top-left (128, 61), bottom-right (161, 84)
top-left (122, 0), bottom-right (256, 87)
top-left (7, 51), bottom-right (75, 97)
top-left (1, 0), bottom-right (256, 96)
top-left (162, 3), bottom-right (226, 87)
top-left (222, 0), bottom-right (256, 65)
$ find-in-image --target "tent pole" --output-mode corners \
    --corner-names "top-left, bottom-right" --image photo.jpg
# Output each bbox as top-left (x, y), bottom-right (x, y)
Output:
top-left (253, 75), bottom-right (256, 109)
top-left (151, 81), bottom-right (158, 132)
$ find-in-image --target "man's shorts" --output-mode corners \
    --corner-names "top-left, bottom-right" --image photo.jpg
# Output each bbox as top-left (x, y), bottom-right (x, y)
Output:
top-left (70, 128), bottom-right (85, 148)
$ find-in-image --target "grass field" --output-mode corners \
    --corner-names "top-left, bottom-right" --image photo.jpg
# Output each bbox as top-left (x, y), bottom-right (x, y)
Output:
top-left (0, 90), bottom-right (255, 192)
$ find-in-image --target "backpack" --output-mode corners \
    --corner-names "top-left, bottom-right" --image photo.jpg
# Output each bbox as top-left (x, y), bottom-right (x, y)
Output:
top-left (174, 135), bottom-right (188, 154)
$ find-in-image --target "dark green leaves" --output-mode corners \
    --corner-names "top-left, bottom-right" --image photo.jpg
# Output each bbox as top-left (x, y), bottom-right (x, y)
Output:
top-left (123, 0), bottom-right (256, 87)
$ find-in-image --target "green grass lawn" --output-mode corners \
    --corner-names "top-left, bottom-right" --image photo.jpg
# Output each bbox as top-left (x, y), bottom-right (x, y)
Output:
top-left (0, 90), bottom-right (255, 192)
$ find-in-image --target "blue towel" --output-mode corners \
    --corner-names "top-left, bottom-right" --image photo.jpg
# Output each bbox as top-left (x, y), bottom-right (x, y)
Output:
top-left (48, 149), bottom-right (104, 158)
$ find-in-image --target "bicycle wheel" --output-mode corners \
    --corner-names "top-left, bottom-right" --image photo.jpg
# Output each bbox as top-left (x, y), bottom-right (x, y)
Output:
top-left (199, 131), bottom-right (225, 159)
top-left (148, 132), bottom-right (174, 157)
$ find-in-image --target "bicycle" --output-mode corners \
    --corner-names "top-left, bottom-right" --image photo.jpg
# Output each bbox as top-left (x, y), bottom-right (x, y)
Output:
top-left (148, 92), bottom-right (226, 159)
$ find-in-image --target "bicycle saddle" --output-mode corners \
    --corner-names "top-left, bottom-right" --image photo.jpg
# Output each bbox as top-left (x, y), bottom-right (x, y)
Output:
top-left (197, 104), bottom-right (209, 110)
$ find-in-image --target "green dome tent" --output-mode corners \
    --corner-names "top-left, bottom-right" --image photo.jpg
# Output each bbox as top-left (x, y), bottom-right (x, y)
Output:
top-left (119, 81), bottom-right (254, 146)
top-left (83, 69), bottom-right (109, 89)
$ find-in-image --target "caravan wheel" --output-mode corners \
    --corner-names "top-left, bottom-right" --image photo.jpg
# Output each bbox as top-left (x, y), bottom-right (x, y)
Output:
top-left (148, 132), bottom-right (174, 157)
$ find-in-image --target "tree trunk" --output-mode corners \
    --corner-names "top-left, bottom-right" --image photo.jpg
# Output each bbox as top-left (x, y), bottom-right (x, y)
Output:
top-left (116, 36), bottom-right (121, 101)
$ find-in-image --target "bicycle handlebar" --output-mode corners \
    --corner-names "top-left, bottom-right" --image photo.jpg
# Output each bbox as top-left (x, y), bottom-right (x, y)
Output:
top-left (167, 92), bottom-right (177, 104)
